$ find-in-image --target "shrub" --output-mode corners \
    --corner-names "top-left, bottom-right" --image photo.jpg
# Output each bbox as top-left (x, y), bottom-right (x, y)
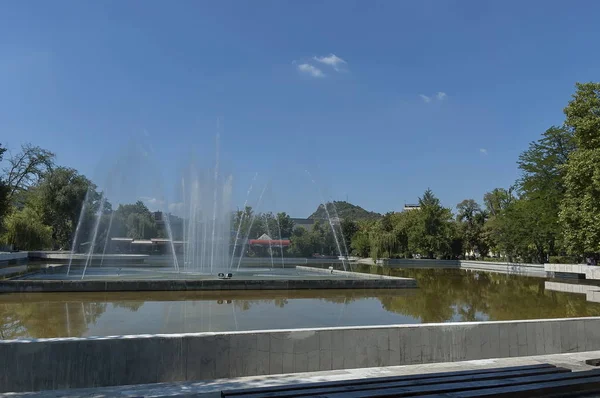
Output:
top-left (548, 255), bottom-right (581, 264)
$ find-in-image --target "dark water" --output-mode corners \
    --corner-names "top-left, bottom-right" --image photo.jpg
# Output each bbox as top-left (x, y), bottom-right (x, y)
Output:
top-left (2, 268), bottom-right (600, 339)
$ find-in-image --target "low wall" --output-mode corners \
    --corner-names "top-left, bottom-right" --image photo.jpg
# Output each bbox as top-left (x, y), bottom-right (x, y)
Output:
top-left (0, 277), bottom-right (417, 293)
top-left (0, 252), bottom-right (28, 267)
top-left (1, 317), bottom-right (598, 393)
top-left (370, 259), bottom-right (460, 268)
top-left (461, 261), bottom-right (547, 277)
top-left (545, 281), bottom-right (599, 295)
top-left (545, 263), bottom-right (590, 275)
top-left (27, 252), bottom-right (149, 264)
top-left (295, 265), bottom-right (403, 280)
top-left (588, 291), bottom-right (600, 303)
top-left (367, 258), bottom-right (547, 276)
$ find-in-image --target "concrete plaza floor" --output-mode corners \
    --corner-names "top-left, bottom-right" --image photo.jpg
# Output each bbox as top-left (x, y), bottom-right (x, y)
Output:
top-left (8, 350), bottom-right (600, 397)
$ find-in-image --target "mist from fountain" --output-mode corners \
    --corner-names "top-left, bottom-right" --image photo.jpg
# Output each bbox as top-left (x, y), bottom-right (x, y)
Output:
top-left (181, 166), bottom-right (233, 274)
top-left (236, 183), bottom-right (268, 271)
top-left (306, 170), bottom-right (348, 271)
top-left (230, 173), bottom-right (258, 269)
top-left (65, 136), bottom-right (352, 278)
top-left (67, 189), bottom-right (90, 276)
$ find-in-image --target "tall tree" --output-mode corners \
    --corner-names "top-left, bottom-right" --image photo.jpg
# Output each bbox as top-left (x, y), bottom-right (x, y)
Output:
top-left (340, 218), bottom-right (359, 253)
top-left (413, 189), bottom-right (453, 258)
top-left (518, 126), bottom-right (575, 198)
top-left (517, 126), bottom-right (575, 257)
top-left (0, 144), bottom-right (9, 223)
top-left (2, 144), bottom-right (55, 204)
top-left (483, 188), bottom-right (514, 217)
top-left (33, 167), bottom-right (101, 249)
top-left (113, 201), bottom-right (156, 240)
top-left (232, 206), bottom-right (263, 241)
top-left (560, 82), bottom-right (600, 255)
top-left (456, 199), bottom-right (487, 258)
top-left (275, 212), bottom-right (295, 238)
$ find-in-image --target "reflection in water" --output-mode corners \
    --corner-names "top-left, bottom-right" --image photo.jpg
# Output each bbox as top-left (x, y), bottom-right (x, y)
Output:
top-left (2, 268), bottom-right (600, 339)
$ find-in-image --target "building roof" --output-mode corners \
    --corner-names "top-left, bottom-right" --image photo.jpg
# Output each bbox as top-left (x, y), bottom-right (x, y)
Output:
top-left (248, 239), bottom-right (291, 247)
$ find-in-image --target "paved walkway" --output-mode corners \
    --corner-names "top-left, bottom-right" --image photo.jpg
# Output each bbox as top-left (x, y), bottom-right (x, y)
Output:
top-left (8, 350), bottom-right (600, 397)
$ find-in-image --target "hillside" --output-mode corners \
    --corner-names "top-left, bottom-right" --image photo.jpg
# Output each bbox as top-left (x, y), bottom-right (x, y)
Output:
top-left (308, 201), bottom-right (382, 221)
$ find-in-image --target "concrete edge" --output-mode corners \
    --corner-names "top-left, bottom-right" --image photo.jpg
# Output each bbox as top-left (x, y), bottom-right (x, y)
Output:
top-left (294, 265), bottom-right (407, 280)
top-left (3, 315), bottom-right (600, 344)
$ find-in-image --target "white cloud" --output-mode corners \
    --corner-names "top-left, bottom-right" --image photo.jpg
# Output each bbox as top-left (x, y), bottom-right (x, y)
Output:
top-left (297, 63), bottom-right (325, 78)
top-left (140, 196), bottom-right (164, 211)
top-left (436, 92), bottom-right (447, 100)
top-left (419, 94), bottom-right (432, 103)
top-left (480, 148), bottom-right (488, 155)
top-left (313, 54), bottom-right (347, 71)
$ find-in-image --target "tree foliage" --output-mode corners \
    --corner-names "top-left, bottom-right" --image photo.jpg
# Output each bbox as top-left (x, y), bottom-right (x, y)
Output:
top-left (456, 199), bottom-right (487, 258)
top-left (560, 82), bottom-right (600, 255)
top-left (112, 201), bottom-right (157, 240)
top-left (2, 144), bottom-right (55, 204)
top-left (33, 167), bottom-right (101, 249)
top-left (1, 206), bottom-right (52, 250)
top-left (309, 201), bottom-right (381, 221)
top-left (0, 144), bottom-right (9, 223)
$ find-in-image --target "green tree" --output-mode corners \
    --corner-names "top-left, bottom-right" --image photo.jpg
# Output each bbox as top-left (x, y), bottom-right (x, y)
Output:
top-left (340, 218), bottom-right (359, 253)
top-left (0, 144), bottom-right (9, 224)
top-left (456, 199), bottom-right (487, 258)
top-left (33, 167), bottom-right (101, 249)
top-left (412, 189), bottom-right (453, 258)
top-left (483, 188), bottom-right (514, 217)
top-left (289, 227), bottom-right (315, 257)
top-left (350, 228), bottom-right (371, 257)
top-left (113, 201), bottom-right (157, 239)
top-left (2, 144), bottom-right (55, 205)
top-left (560, 82), bottom-right (600, 255)
top-left (2, 206), bottom-right (52, 250)
top-left (232, 206), bottom-right (263, 241)
top-left (482, 188), bottom-right (516, 258)
top-left (517, 126), bottom-right (575, 257)
top-left (275, 212), bottom-right (295, 238)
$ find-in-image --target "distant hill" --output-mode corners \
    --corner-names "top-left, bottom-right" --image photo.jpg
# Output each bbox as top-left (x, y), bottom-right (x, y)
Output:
top-left (308, 201), bottom-right (382, 221)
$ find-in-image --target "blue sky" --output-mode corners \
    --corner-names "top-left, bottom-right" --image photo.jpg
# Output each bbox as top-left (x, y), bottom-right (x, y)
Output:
top-left (1, 0), bottom-right (599, 217)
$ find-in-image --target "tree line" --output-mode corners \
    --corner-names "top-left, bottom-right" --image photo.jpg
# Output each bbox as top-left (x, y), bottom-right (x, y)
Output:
top-left (341, 82), bottom-right (600, 264)
top-left (1, 82), bottom-right (599, 263)
top-left (0, 147), bottom-right (163, 251)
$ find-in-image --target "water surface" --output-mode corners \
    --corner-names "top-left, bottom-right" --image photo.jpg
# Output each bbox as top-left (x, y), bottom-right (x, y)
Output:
top-left (2, 268), bottom-right (599, 339)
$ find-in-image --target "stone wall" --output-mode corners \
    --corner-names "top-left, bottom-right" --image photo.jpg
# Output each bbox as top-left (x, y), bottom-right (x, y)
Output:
top-left (1, 317), bottom-right (599, 393)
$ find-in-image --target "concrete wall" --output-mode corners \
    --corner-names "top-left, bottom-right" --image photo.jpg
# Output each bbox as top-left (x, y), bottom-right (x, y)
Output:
top-left (365, 258), bottom-right (547, 277)
top-left (295, 265), bottom-right (403, 280)
top-left (461, 261), bottom-right (547, 277)
top-left (545, 281), bottom-right (599, 295)
top-left (371, 258), bottom-right (460, 268)
top-left (0, 252), bottom-right (28, 267)
top-left (0, 277), bottom-right (417, 293)
top-left (545, 263), bottom-right (590, 275)
top-left (1, 317), bottom-right (599, 393)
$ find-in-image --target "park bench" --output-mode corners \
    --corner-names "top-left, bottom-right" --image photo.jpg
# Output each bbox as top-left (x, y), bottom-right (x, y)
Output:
top-left (221, 363), bottom-right (600, 397)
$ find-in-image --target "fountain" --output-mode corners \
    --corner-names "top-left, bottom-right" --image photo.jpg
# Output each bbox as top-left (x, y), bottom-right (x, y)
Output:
top-left (0, 134), bottom-right (418, 292)
top-left (180, 165), bottom-right (233, 274)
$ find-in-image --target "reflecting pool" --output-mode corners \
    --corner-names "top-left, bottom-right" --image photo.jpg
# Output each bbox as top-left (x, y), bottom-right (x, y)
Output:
top-left (2, 268), bottom-right (600, 339)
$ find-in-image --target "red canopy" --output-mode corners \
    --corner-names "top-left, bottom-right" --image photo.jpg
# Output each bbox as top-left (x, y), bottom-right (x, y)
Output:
top-left (248, 239), bottom-right (290, 246)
